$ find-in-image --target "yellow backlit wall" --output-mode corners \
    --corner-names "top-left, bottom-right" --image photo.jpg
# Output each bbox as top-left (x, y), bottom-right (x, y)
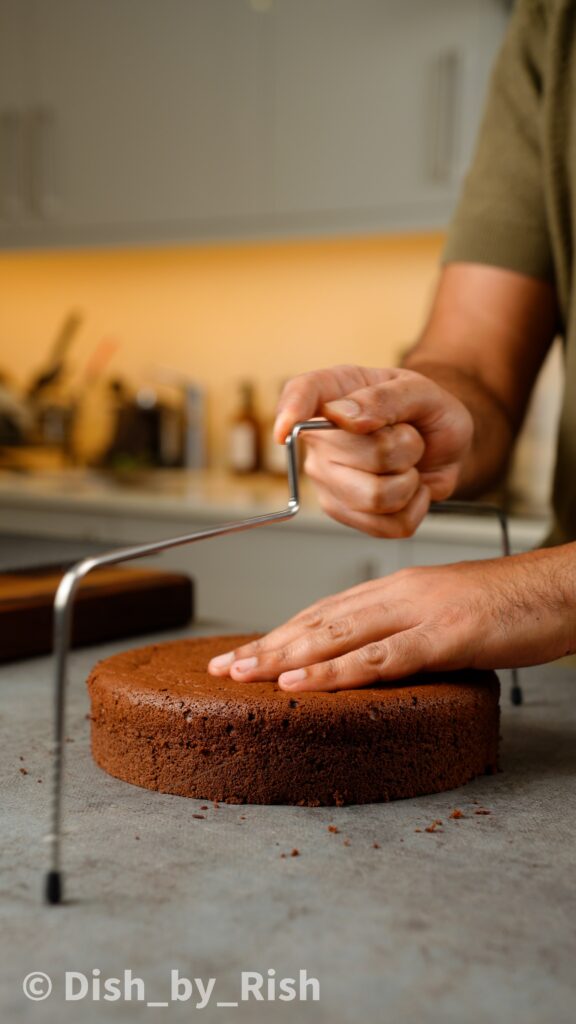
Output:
top-left (0, 234), bottom-right (444, 464)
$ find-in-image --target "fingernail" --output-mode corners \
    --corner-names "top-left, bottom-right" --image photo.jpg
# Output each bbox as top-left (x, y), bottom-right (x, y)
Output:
top-left (324, 399), bottom-right (360, 419)
top-left (279, 668), bottom-right (307, 688)
top-left (232, 657), bottom-right (258, 674)
top-left (208, 651), bottom-right (235, 671)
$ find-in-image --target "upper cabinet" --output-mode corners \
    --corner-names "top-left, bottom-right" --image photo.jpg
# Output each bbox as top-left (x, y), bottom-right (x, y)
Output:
top-left (0, 0), bottom-right (27, 223)
top-left (271, 0), bottom-right (506, 233)
top-left (0, 0), bottom-right (508, 249)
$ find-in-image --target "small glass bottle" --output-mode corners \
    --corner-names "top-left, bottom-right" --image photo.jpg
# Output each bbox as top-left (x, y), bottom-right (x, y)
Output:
top-left (228, 381), bottom-right (261, 474)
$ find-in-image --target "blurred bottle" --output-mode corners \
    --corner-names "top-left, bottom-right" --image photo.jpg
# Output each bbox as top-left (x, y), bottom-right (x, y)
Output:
top-left (228, 381), bottom-right (261, 474)
top-left (182, 383), bottom-right (206, 469)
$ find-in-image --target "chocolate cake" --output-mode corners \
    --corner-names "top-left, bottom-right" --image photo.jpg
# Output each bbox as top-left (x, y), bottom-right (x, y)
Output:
top-left (87, 634), bottom-right (500, 806)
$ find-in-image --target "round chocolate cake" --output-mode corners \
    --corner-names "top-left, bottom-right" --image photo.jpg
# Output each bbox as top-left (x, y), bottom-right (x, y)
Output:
top-left (87, 634), bottom-right (500, 806)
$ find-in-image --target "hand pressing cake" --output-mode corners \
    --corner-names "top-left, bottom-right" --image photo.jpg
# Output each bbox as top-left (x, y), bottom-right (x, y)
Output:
top-left (87, 634), bottom-right (500, 806)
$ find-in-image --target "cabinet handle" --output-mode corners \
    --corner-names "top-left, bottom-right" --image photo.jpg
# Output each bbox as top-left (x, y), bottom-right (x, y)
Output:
top-left (26, 106), bottom-right (58, 219)
top-left (427, 51), bottom-right (460, 184)
top-left (0, 109), bottom-right (26, 220)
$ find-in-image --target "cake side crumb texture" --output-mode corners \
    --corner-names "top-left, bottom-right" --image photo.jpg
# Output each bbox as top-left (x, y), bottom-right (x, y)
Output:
top-left (87, 634), bottom-right (500, 806)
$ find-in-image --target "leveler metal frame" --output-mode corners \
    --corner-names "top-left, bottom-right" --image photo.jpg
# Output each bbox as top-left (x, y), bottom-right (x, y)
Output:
top-left (44, 419), bottom-right (521, 905)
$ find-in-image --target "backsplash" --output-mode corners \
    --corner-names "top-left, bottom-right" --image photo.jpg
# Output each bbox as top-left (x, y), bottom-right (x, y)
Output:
top-left (0, 234), bottom-right (445, 465)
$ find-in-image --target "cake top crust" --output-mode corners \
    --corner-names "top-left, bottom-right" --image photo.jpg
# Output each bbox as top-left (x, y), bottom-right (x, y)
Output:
top-left (88, 634), bottom-right (500, 717)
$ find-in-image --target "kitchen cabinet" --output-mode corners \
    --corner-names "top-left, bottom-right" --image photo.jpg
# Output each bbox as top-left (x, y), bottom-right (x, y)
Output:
top-left (0, 0), bottom-right (508, 247)
top-left (0, 0), bottom-right (273, 246)
top-left (0, 0), bottom-right (27, 223)
top-left (270, 0), bottom-right (506, 234)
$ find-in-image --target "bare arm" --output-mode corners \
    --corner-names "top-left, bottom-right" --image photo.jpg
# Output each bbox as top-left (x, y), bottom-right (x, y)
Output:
top-left (402, 262), bottom-right (559, 495)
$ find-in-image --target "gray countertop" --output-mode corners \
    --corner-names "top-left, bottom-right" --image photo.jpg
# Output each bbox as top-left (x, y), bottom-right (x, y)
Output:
top-left (2, 625), bottom-right (575, 1024)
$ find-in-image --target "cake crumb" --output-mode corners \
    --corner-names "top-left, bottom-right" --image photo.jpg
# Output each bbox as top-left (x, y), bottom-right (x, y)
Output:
top-left (424, 820), bottom-right (443, 833)
top-left (19, 755), bottom-right (24, 762)
top-left (239, 815), bottom-right (246, 820)
top-left (449, 809), bottom-right (464, 819)
top-left (474, 808), bottom-right (491, 816)
top-left (414, 828), bottom-right (422, 833)
top-left (372, 842), bottom-right (380, 849)
top-left (290, 848), bottom-right (300, 857)
top-left (37, 779), bottom-right (43, 783)
top-left (342, 838), bottom-right (351, 847)
top-left (192, 814), bottom-right (205, 820)
top-left (327, 825), bottom-right (340, 834)
top-left (200, 805), bottom-right (208, 810)
top-left (135, 835), bottom-right (140, 840)
top-left (19, 767), bottom-right (28, 775)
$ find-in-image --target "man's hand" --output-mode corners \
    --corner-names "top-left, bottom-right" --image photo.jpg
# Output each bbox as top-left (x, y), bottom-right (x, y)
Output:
top-left (272, 265), bottom-right (558, 538)
top-left (208, 546), bottom-right (576, 691)
top-left (274, 364), bottom-right (474, 538)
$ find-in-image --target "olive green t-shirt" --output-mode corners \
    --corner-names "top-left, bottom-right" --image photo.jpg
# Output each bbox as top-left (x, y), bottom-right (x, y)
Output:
top-left (442, 0), bottom-right (576, 544)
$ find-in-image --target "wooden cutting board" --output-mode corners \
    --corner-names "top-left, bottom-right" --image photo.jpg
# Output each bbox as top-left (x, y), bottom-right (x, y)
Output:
top-left (0, 564), bottom-right (194, 663)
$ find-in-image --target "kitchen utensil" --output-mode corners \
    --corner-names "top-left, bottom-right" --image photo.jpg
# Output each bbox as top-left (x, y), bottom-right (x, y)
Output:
top-left (44, 418), bottom-right (520, 905)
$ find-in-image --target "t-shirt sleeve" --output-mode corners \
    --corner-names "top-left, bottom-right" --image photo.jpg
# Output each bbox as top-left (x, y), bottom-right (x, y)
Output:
top-left (442, 0), bottom-right (554, 281)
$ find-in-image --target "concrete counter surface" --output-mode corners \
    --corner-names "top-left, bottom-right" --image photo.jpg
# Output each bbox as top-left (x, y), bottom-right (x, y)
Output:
top-left (2, 624), bottom-right (575, 1024)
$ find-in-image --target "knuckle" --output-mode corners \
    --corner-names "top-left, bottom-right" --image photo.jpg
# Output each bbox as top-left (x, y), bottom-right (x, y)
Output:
top-left (360, 642), bottom-right (387, 672)
top-left (366, 476), bottom-right (388, 513)
top-left (299, 609), bottom-right (325, 631)
top-left (386, 516), bottom-right (417, 539)
top-left (397, 423), bottom-right (426, 461)
top-left (394, 498), bottom-right (427, 537)
top-left (273, 646), bottom-right (293, 667)
top-left (322, 659), bottom-right (340, 682)
top-left (412, 628), bottom-right (440, 662)
top-left (325, 617), bottom-right (353, 642)
top-left (375, 425), bottom-right (396, 460)
top-left (236, 638), bottom-right (262, 657)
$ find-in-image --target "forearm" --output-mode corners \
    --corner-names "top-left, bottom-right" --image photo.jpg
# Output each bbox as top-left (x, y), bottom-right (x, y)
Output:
top-left (400, 353), bottom-right (516, 496)
top-left (400, 263), bottom-right (558, 497)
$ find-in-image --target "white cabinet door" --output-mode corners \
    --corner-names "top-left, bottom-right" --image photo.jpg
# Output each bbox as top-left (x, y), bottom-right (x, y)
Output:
top-left (14, 0), bottom-right (272, 244)
top-left (270, 0), bottom-right (506, 233)
top-left (0, 0), bottom-right (507, 247)
top-left (0, 0), bottom-right (28, 225)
